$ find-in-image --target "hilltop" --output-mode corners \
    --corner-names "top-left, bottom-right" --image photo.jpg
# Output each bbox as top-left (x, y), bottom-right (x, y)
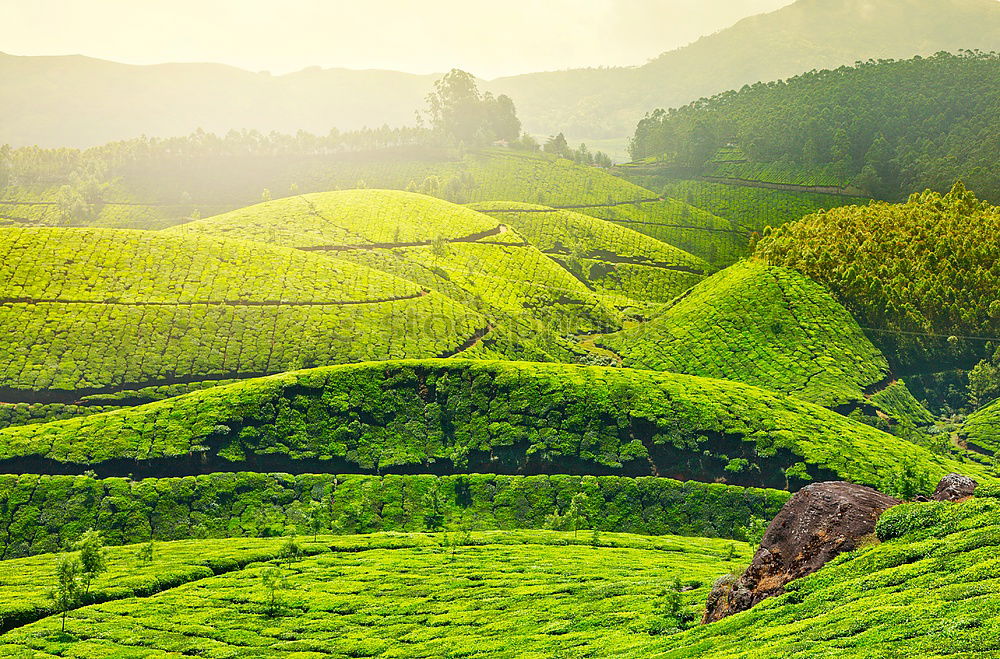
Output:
top-left (755, 184), bottom-right (1000, 373)
top-left (598, 260), bottom-right (894, 410)
top-left (0, 228), bottom-right (483, 399)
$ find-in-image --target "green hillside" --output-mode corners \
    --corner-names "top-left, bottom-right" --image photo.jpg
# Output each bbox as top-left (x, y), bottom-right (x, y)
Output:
top-left (755, 184), bottom-right (1000, 373)
top-left (0, 360), bottom-right (988, 489)
top-left (0, 531), bottom-right (749, 657)
top-left (654, 179), bottom-right (867, 237)
top-left (470, 201), bottom-right (708, 308)
top-left (0, 228), bottom-right (484, 397)
top-left (962, 401), bottom-right (1000, 456)
top-left (647, 496), bottom-right (1000, 657)
top-left (172, 189), bottom-right (623, 360)
top-left (6, 498), bottom-right (1000, 657)
top-left (598, 261), bottom-right (892, 410)
top-left (630, 52), bottom-right (1000, 202)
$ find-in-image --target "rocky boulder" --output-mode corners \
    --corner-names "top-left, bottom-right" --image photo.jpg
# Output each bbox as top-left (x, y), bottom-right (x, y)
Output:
top-left (703, 481), bottom-right (900, 623)
top-left (932, 473), bottom-right (977, 501)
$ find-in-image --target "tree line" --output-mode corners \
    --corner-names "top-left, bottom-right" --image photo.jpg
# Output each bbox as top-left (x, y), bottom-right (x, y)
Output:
top-left (629, 51), bottom-right (1000, 201)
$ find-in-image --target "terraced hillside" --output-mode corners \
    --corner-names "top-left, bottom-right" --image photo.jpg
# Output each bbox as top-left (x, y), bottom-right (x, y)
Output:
top-left (647, 495), bottom-right (1000, 658)
top-left (0, 531), bottom-right (751, 657)
top-left (0, 228), bottom-right (484, 402)
top-left (598, 261), bottom-right (895, 411)
top-left (3, 143), bottom-right (742, 266)
top-left (756, 184), bottom-right (1000, 373)
top-left (172, 190), bottom-right (625, 361)
top-left (469, 201), bottom-right (708, 308)
top-left (0, 360), bottom-right (988, 490)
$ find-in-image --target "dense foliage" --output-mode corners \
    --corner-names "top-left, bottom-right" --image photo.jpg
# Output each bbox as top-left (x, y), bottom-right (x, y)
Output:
top-left (630, 52), bottom-right (1000, 200)
top-left (0, 360), bottom-right (988, 488)
top-left (0, 472), bottom-right (787, 558)
top-left (0, 532), bottom-right (748, 656)
top-left (600, 261), bottom-right (891, 409)
top-left (0, 228), bottom-right (484, 394)
top-left (755, 184), bottom-right (1000, 372)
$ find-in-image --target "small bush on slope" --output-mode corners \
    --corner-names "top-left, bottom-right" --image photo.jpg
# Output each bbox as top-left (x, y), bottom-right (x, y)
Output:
top-left (0, 228), bottom-right (484, 394)
top-left (0, 360), bottom-right (989, 489)
top-left (599, 260), bottom-right (891, 409)
top-left (756, 184), bottom-right (1000, 373)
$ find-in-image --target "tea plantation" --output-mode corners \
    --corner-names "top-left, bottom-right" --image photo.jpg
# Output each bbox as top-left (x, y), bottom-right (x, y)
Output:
top-left (598, 261), bottom-right (892, 410)
top-left (0, 360), bottom-right (987, 489)
top-left (0, 228), bottom-right (484, 397)
top-left (0, 531), bottom-right (751, 658)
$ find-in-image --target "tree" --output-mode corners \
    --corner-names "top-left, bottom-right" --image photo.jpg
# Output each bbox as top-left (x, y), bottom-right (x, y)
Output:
top-left (484, 93), bottom-right (522, 142)
top-left (135, 539), bottom-right (154, 565)
top-left (49, 555), bottom-right (83, 632)
top-left (306, 502), bottom-right (326, 542)
top-left (739, 516), bottom-right (768, 550)
top-left (260, 566), bottom-right (287, 617)
top-left (75, 529), bottom-right (107, 596)
top-left (968, 347), bottom-right (1000, 409)
top-left (544, 133), bottom-right (572, 159)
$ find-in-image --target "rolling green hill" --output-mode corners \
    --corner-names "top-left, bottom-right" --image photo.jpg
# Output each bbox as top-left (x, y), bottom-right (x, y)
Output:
top-left (3, 143), bottom-right (740, 266)
top-left (0, 531), bottom-right (749, 657)
top-left (755, 184), bottom-right (1000, 374)
top-left (0, 360), bottom-right (988, 490)
top-left (0, 228), bottom-right (484, 398)
top-left (172, 189), bottom-right (624, 361)
top-left (598, 260), bottom-right (898, 411)
top-left (962, 401), bottom-right (1000, 456)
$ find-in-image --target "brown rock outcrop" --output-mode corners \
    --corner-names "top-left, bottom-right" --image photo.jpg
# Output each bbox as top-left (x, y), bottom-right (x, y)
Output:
top-left (932, 473), bottom-right (977, 501)
top-left (703, 481), bottom-right (900, 623)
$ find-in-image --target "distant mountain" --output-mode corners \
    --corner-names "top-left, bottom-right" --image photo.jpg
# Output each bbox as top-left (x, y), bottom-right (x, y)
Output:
top-left (2, 0), bottom-right (999, 147)
top-left (491, 0), bottom-right (1000, 138)
top-left (0, 54), bottom-right (435, 147)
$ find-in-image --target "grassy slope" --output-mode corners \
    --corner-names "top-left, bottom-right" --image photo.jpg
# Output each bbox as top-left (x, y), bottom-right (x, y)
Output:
top-left (0, 228), bottom-right (483, 394)
top-left (649, 496), bottom-right (1000, 658)
top-left (599, 260), bottom-right (890, 409)
top-left (962, 401), bottom-right (1000, 455)
top-left (0, 360), bottom-right (989, 489)
top-left (470, 200), bottom-right (708, 307)
top-left (172, 189), bottom-right (624, 359)
top-left (0, 531), bottom-right (749, 657)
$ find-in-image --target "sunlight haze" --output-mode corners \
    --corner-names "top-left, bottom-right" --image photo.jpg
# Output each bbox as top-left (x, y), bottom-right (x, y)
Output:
top-left (1, 0), bottom-right (796, 77)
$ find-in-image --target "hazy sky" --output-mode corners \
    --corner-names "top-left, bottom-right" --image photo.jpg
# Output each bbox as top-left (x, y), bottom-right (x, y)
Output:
top-left (1, 0), bottom-right (795, 79)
